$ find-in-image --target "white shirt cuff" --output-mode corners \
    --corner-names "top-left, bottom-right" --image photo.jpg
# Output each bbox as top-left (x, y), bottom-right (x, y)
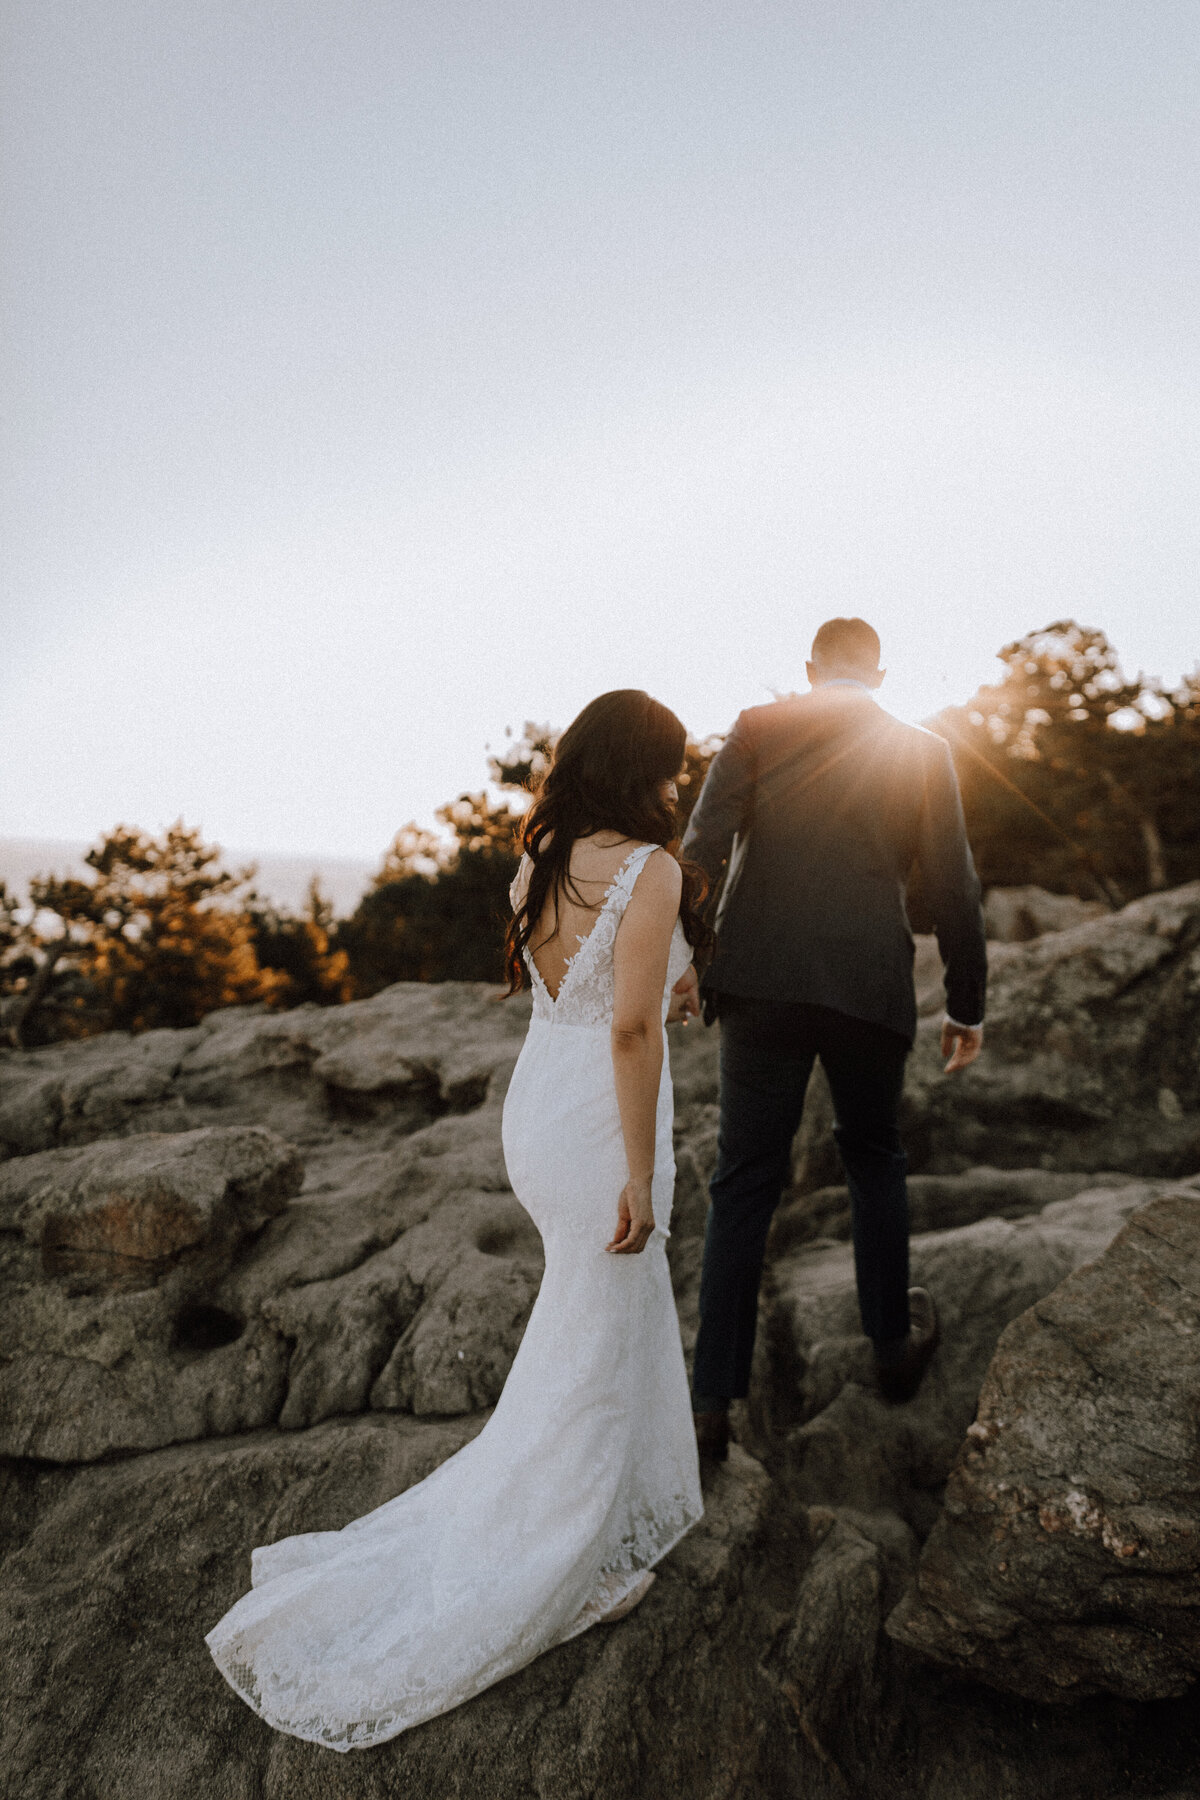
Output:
top-left (943, 1013), bottom-right (983, 1032)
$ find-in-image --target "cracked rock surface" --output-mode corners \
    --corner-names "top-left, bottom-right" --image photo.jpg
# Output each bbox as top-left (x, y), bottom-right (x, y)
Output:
top-left (0, 1125), bottom-right (305, 1460)
top-left (888, 1188), bottom-right (1200, 1702)
top-left (0, 888), bottom-right (1199, 1799)
top-left (0, 987), bottom-right (538, 1462)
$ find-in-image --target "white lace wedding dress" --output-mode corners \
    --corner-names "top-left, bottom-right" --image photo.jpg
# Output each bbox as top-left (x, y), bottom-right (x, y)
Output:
top-left (204, 841), bottom-right (703, 1752)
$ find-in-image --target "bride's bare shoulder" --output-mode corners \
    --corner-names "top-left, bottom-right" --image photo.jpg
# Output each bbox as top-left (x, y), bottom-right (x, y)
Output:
top-left (626, 845), bottom-right (681, 909)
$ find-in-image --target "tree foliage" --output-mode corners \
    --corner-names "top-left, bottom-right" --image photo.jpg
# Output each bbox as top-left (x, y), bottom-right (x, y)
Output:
top-left (247, 878), bottom-right (354, 1009)
top-left (336, 791), bottom-right (525, 991)
top-left (930, 622), bottom-right (1200, 904)
top-left (332, 723), bottom-right (724, 995)
top-left (5, 632), bottom-right (1197, 1043)
top-left (1, 823), bottom-right (288, 1046)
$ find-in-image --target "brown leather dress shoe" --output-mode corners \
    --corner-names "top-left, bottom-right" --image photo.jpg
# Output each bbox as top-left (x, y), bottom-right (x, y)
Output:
top-left (874, 1288), bottom-right (940, 1404)
top-left (694, 1410), bottom-right (730, 1462)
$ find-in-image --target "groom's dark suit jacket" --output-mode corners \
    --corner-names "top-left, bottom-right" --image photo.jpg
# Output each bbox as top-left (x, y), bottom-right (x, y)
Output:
top-left (680, 689), bottom-right (987, 1043)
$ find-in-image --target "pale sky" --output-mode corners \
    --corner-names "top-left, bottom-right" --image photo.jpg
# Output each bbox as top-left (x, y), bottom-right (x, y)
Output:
top-left (4, 2), bottom-right (1198, 860)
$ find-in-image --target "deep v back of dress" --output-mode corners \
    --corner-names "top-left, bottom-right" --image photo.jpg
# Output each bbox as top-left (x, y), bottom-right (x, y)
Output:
top-left (521, 838), bottom-right (645, 1003)
top-left (520, 841), bottom-right (690, 1026)
top-left (204, 841), bottom-right (702, 1752)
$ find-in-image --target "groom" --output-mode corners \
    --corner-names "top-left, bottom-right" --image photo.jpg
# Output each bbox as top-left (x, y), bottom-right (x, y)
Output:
top-left (677, 618), bottom-right (987, 1456)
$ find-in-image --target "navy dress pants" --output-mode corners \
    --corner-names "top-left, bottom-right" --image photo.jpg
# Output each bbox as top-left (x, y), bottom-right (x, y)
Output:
top-left (691, 994), bottom-right (912, 1405)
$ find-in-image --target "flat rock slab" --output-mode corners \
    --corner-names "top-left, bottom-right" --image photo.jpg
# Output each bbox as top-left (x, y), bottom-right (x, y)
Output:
top-left (769, 1166), bottom-right (1136, 1254)
top-left (0, 1126), bottom-right (305, 1461)
top-left (889, 1186), bottom-right (1200, 1701)
top-left (0, 1421), bottom-right (809, 1800)
top-left (0, 1124), bottom-right (303, 1293)
top-left (0, 983), bottom-right (533, 1158)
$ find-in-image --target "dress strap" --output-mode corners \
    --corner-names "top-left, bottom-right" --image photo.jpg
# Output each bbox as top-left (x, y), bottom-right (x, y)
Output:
top-left (606, 842), bottom-right (660, 905)
top-left (509, 852), bottom-right (532, 914)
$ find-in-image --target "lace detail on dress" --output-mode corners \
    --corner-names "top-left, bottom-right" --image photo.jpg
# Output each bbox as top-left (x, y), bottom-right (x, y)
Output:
top-left (204, 839), bottom-right (703, 1752)
top-left (519, 844), bottom-right (688, 1027)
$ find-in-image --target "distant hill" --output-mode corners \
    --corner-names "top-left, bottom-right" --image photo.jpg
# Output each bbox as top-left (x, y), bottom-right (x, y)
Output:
top-left (0, 837), bottom-right (378, 918)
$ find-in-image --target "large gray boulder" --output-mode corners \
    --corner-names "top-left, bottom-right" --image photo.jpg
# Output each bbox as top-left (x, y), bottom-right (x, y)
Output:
top-left (982, 886), bottom-right (1108, 942)
top-left (751, 1178), bottom-right (1177, 1532)
top-left (0, 1126), bottom-right (304, 1460)
top-left (888, 1188), bottom-right (1200, 1702)
top-left (748, 1176), bottom-right (1200, 1784)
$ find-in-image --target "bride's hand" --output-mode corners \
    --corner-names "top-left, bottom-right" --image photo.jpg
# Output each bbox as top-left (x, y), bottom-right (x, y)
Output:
top-left (665, 964), bottom-right (700, 1026)
top-left (606, 1175), bottom-right (655, 1254)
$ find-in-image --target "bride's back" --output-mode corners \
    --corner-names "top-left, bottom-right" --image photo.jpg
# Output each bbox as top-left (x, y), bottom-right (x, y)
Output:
top-left (517, 832), bottom-right (645, 1002)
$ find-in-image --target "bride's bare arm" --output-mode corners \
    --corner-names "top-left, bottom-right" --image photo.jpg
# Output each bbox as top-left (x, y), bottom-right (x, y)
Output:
top-left (606, 850), bottom-right (682, 1255)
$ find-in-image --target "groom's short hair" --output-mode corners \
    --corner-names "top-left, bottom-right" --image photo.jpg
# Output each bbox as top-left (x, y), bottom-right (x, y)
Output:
top-left (811, 617), bottom-right (882, 674)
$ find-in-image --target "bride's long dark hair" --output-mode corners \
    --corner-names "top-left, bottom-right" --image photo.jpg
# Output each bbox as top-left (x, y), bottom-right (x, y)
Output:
top-left (503, 689), bottom-right (713, 995)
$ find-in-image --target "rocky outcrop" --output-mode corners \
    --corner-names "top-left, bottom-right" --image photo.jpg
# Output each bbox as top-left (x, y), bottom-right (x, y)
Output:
top-left (888, 1187), bottom-right (1200, 1702)
top-left (752, 1179), bottom-right (1173, 1526)
top-left (0, 1052), bottom-right (546, 1462)
top-left (982, 885), bottom-right (1109, 942)
top-left (3, 1181), bottom-right (1191, 1800)
top-left (745, 1175), bottom-right (1200, 1791)
top-left (0, 913), bottom-right (1198, 1799)
top-left (0, 984), bottom-right (715, 1469)
top-left (0, 1415), bottom-right (813, 1800)
top-left (6, 883), bottom-right (1198, 1194)
top-left (0, 981), bottom-right (530, 1159)
top-left (0, 1127), bottom-right (304, 1461)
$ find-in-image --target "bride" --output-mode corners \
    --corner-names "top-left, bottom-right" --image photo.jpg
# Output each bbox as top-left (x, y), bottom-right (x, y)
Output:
top-left (205, 689), bottom-right (709, 1752)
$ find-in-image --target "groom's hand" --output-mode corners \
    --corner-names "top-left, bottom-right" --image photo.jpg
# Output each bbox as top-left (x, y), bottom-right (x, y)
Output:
top-left (666, 964), bottom-right (701, 1026)
top-left (941, 1018), bottom-right (983, 1073)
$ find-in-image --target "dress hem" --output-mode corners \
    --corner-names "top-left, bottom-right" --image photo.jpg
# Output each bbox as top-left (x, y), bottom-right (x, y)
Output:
top-left (204, 1499), bottom-right (704, 1755)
